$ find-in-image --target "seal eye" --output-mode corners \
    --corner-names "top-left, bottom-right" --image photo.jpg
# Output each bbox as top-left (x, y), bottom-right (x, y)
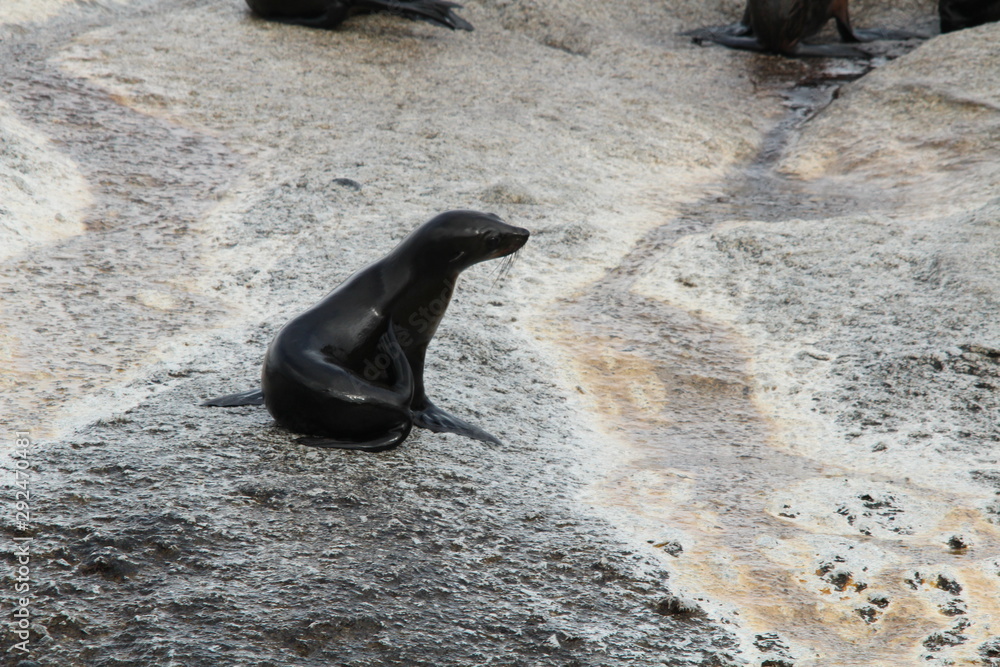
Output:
top-left (484, 231), bottom-right (501, 249)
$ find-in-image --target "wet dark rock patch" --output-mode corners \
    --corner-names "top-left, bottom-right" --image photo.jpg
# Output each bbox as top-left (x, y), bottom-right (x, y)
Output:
top-left (15, 381), bottom-right (740, 666)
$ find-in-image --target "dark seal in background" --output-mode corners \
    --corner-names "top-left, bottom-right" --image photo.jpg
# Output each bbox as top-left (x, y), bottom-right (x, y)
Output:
top-left (245, 0), bottom-right (473, 31)
top-left (939, 0), bottom-right (1000, 32)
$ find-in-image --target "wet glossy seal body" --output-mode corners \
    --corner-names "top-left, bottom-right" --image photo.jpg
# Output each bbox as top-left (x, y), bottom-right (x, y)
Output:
top-left (940, 0), bottom-right (1000, 32)
top-left (204, 211), bottom-right (529, 452)
top-left (691, 0), bottom-right (916, 58)
top-left (245, 0), bottom-right (473, 31)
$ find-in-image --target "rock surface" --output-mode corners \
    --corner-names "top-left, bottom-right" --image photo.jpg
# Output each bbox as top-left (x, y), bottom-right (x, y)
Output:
top-left (1, 0), bottom-right (998, 665)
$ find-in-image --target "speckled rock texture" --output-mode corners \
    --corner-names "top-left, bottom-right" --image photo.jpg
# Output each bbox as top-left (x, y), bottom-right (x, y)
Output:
top-left (2, 0), bottom-right (997, 665)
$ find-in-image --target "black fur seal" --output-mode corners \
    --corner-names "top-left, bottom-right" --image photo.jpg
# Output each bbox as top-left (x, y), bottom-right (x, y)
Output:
top-left (204, 210), bottom-right (529, 452)
top-left (939, 0), bottom-right (1000, 32)
top-left (690, 0), bottom-right (918, 58)
top-left (245, 0), bottom-right (473, 31)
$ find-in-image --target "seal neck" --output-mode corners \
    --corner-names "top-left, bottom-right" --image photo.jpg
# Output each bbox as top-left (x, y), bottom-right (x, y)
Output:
top-left (387, 241), bottom-right (462, 283)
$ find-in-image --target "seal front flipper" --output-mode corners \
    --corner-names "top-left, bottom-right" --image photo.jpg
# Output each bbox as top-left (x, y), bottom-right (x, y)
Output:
top-left (202, 388), bottom-right (265, 407)
top-left (413, 403), bottom-right (502, 446)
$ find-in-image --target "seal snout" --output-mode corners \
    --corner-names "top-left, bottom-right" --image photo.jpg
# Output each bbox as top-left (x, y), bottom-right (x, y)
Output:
top-left (504, 227), bottom-right (531, 254)
top-left (494, 224), bottom-right (530, 258)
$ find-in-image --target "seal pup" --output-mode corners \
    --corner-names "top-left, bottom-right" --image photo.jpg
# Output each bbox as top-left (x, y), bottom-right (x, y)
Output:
top-left (939, 0), bottom-right (1000, 32)
top-left (689, 0), bottom-right (918, 58)
top-left (245, 0), bottom-right (473, 31)
top-left (204, 210), bottom-right (529, 452)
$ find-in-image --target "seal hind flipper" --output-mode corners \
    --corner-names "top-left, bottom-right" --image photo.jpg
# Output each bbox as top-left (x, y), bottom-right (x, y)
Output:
top-left (295, 423), bottom-right (411, 452)
top-left (413, 403), bottom-right (501, 446)
top-left (252, 0), bottom-right (473, 31)
top-left (356, 0), bottom-right (473, 31)
top-left (264, 11), bottom-right (349, 30)
top-left (689, 31), bottom-right (776, 53)
top-left (202, 389), bottom-right (265, 407)
top-left (681, 22), bottom-right (750, 39)
top-left (847, 27), bottom-right (925, 42)
top-left (693, 30), bottom-right (869, 58)
top-left (791, 42), bottom-right (869, 58)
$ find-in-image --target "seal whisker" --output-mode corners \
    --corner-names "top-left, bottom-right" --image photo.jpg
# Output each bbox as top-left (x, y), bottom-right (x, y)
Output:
top-left (490, 256), bottom-right (509, 290)
top-left (488, 254), bottom-right (509, 280)
top-left (491, 249), bottom-right (520, 289)
top-left (505, 251), bottom-right (518, 280)
top-left (488, 258), bottom-right (504, 277)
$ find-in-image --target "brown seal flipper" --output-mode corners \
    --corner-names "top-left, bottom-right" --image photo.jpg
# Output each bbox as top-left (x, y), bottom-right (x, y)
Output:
top-left (398, 330), bottom-right (502, 445)
top-left (413, 402), bottom-right (502, 446)
top-left (695, 30), bottom-right (870, 58)
top-left (295, 423), bottom-right (412, 452)
top-left (202, 388), bottom-right (265, 407)
top-left (363, 0), bottom-right (472, 31)
top-left (847, 27), bottom-right (925, 41)
top-left (246, 0), bottom-right (473, 31)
